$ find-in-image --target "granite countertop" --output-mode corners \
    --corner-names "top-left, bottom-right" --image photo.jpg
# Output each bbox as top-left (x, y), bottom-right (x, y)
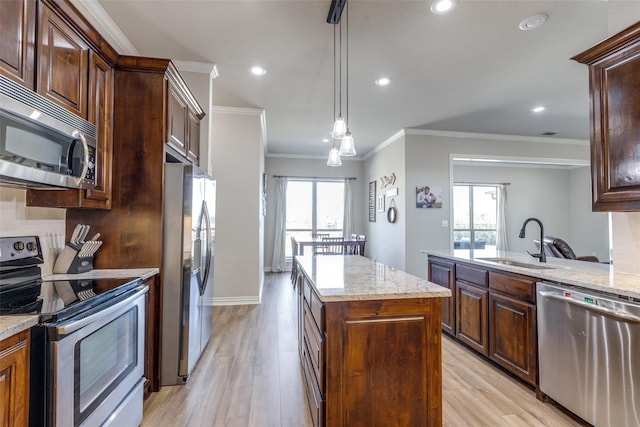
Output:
top-left (423, 249), bottom-right (640, 299)
top-left (0, 268), bottom-right (159, 341)
top-left (296, 255), bottom-right (451, 302)
top-left (0, 316), bottom-right (39, 342)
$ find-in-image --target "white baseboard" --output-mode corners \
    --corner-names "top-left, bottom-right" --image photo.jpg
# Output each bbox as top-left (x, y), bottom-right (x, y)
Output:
top-left (211, 296), bottom-right (261, 306)
top-left (264, 266), bottom-right (292, 273)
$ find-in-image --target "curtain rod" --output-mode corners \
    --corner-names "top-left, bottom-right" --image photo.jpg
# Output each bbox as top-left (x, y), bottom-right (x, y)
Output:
top-left (454, 181), bottom-right (510, 185)
top-left (273, 175), bottom-right (356, 180)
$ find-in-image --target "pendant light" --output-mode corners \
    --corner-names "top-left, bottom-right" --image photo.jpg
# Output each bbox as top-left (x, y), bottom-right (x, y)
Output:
top-left (327, 145), bottom-right (342, 167)
top-left (339, 0), bottom-right (356, 157)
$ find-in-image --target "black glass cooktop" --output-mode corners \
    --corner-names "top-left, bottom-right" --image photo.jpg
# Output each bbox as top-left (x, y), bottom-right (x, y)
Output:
top-left (0, 275), bottom-right (142, 323)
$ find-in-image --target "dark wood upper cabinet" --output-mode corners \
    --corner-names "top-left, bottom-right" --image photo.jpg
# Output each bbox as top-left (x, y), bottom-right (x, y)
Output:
top-left (27, 47), bottom-right (114, 209)
top-left (187, 109), bottom-right (201, 164)
top-left (0, 0), bottom-right (36, 89)
top-left (24, 0), bottom-right (118, 209)
top-left (85, 51), bottom-right (113, 205)
top-left (37, 1), bottom-right (89, 118)
top-left (573, 21), bottom-right (640, 211)
top-left (167, 85), bottom-right (188, 156)
top-left (167, 78), bottom-right (203, 165)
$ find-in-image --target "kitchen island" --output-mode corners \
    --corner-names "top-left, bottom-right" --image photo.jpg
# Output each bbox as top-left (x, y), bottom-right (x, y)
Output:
top-left (294, 255), bottom-right (451, 427)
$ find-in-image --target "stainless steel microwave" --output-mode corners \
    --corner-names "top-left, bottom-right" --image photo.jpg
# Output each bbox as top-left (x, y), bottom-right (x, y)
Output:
top-left (0, 75), bottom-right (97, 189)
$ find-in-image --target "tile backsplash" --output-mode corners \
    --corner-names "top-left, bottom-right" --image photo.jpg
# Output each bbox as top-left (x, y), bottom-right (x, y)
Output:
top-left (0, 187), bottom-right (66, 274)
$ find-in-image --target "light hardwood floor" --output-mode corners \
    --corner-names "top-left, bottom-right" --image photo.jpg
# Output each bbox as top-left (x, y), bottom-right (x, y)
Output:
top-left (141, 273), bottom-right (587, 427)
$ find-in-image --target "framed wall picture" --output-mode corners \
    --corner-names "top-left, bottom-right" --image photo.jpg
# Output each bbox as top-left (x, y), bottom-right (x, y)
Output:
top-left (416, 185), bottom-right (443, 208)
top-left (376, 195), bottom-right (385, 212)
top-left (368, 181), bottom-right (376, 222)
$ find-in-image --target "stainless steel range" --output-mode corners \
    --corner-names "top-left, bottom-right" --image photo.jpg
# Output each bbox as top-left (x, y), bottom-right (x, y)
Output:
top-left (0, 236), bottom-right (148, 427)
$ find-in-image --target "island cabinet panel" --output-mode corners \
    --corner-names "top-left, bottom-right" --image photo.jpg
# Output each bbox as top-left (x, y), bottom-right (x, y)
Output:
top-left (0, 0), bottom-right (36, 89)
top-left (428, 256), bottom-right (455, 335)
top-left (37, 1), bottom-right (89, 118)
top-left (573, 21), bottom-right (640, 211)
top-left (455, 281), bottom-right (489, 356)
top-left (489, 293), bottom-right (537, 385)
top-left (324, 299), bottom-right (442, 427)
top-left (0, 330), bottom-right (30, 427)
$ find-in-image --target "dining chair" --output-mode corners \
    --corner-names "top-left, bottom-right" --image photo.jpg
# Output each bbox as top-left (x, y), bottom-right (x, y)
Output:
top-left (319, 236), bottom-right (344, 255)
top-left (346, 234), bottom-right (359, 254)
top-left (355, 235), bottom-right (366, 256)
top-left (312, 233), bottom-right (330, 254)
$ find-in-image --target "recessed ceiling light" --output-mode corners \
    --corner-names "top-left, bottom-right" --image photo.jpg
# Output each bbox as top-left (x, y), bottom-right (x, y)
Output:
top-left (322, 138), bottom-right (330, 143)
top-left (519, 13), bottom-right (548, 31)
top-left (531, 106), bottom-right (546, 113)
top-left (430, 0), bottom-right (457, 15)
top-left (375, 77), bottom-right (390, 86)
top-left (250, 66), bottom-right (267, 76)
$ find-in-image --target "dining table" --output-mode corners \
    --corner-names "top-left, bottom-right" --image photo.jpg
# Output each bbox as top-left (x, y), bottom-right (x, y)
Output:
top-left (292, 236), bottom-right (366, 256)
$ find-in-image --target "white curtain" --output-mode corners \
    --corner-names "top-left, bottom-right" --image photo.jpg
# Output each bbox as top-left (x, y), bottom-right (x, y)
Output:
top-left (271, 177), bottom-right (288, 272)
top-left (496, 184), bottom-right (509, 252)
top-left (342, 179), bottom-right (353, 238)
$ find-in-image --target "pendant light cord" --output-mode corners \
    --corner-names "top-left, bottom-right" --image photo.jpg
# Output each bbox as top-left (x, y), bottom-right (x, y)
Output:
top-left (345, 0), bottom-right (349, 129)
top-left (339, 18), bottom-right (343, 118)
top-left (333, 23), bottom-right (336, 124)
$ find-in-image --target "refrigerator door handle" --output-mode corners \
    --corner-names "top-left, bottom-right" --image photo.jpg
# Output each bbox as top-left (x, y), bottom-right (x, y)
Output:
top-left (199, 201), bottom-right (212, 296)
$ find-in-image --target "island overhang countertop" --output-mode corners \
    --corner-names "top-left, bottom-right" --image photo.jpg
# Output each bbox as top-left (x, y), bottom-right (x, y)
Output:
top-left (295, 254), bottom-right (451, 302)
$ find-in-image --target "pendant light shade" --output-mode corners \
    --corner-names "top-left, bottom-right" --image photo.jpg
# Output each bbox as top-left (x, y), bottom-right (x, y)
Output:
top-left (330, 116), bottom-right (347, 139)
top-left (327, 146), bottom-right (342, 167)
top-left (339, 131), bottom-right (356, 156)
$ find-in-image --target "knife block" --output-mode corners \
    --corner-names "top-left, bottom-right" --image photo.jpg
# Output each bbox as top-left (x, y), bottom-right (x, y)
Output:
top-left (53, 243), bottom-right (94, 274)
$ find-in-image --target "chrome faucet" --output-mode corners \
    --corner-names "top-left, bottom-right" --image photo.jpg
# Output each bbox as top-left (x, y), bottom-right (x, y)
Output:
top-left (518, 217), bottom-right (546, 263)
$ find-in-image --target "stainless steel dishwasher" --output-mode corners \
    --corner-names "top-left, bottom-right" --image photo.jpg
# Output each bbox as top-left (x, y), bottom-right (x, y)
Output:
top-left (537, 282), bottom-right (640, 427)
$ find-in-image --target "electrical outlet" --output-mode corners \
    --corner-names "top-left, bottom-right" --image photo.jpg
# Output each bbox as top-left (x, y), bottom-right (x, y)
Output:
top-left (441, 220), bottom-right (449, 227)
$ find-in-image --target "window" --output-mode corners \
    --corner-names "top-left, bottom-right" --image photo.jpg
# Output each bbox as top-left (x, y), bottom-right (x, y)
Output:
top-left (286, 180), bottom-right (344, 257)
top-left (453, 184), bottom-right (497, 250)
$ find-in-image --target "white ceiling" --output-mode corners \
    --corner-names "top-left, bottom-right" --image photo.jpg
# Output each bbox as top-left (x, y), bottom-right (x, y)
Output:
top-left (82, 0), bottom-right (640, 158)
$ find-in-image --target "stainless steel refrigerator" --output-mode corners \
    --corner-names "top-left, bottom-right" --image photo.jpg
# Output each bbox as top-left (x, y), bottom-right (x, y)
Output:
top-left (161, 163), bottom-right (216, 385)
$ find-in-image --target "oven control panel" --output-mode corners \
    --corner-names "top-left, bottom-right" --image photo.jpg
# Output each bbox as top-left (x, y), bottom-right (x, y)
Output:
top-left (0, 236), bottom-right (43, 264)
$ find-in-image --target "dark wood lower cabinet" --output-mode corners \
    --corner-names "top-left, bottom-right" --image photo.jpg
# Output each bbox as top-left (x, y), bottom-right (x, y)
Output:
top-left (456, 281), bottom-right (489, 356)
top-left (428, 258), bottom-right (455, 335)
top-left (489, 293), bottom-right (537, 385)
top-left (428, 256), bottom-right (539, 388)
top-left (0, 330), bottom-right (30, 427)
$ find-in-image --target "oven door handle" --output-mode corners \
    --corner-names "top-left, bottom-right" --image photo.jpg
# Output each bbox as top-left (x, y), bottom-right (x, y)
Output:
top-left (55, 286), bottom-right (148, 336)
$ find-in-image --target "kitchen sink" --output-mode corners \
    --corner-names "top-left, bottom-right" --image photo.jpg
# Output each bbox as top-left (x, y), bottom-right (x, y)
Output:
top-left (476, 257), bottom-right (557, 270)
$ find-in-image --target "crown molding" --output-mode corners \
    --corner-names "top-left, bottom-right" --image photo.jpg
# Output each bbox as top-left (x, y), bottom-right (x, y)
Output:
top-left (70, 0), bottom-right (139, 55)
top-left (211, 106), bottom-right (265, 116)
top-left (266, 152), bottom-right (363, 161)
top-left (362, 129), bottom-right (406, 160)
top-left (404, 128), bottom-right (589, 145)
